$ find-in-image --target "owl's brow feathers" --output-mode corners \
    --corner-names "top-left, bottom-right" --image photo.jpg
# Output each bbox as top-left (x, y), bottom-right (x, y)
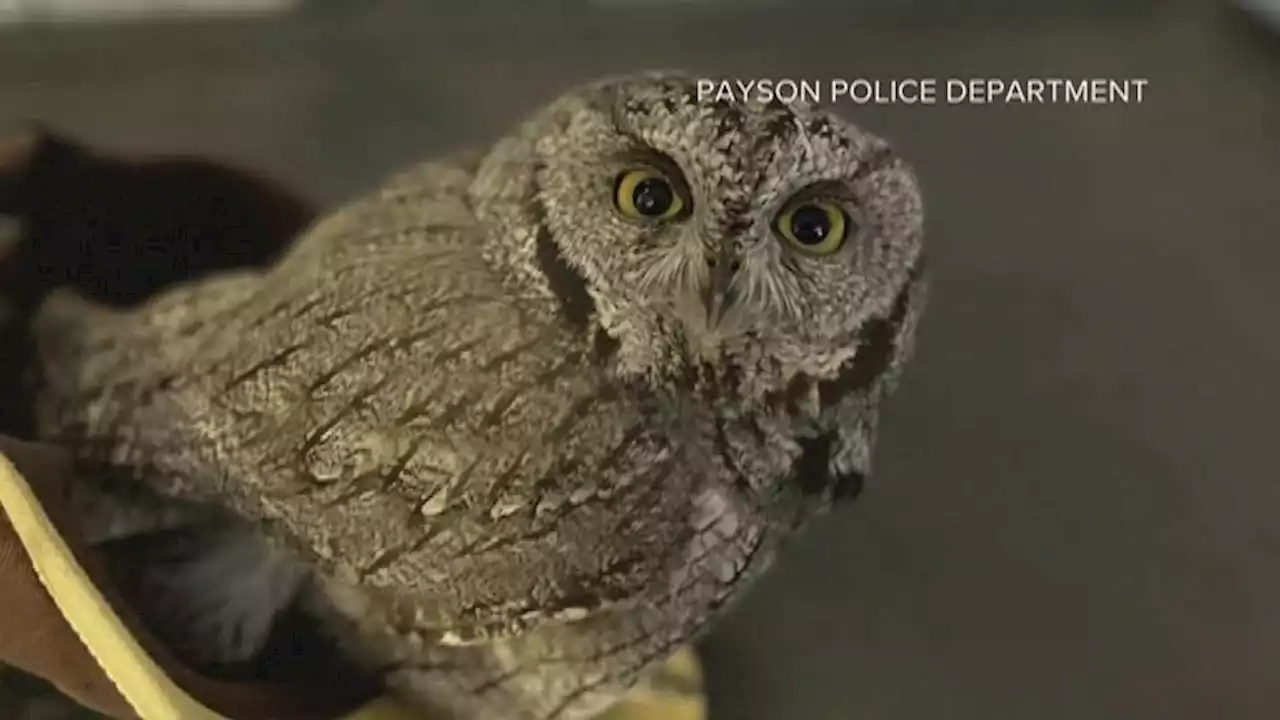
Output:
top-left (611, 74), bottom-right (890, 177)
top-left (533, 75), bottom-right (907, 329)
top-left (607, 77), bottom-right (901, 280)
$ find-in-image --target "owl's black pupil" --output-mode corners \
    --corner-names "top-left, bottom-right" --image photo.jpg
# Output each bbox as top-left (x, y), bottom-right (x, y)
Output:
top-left (632, 178), bottom-right (674, 216)
top-left (790, 206), bottom-right (830, 245)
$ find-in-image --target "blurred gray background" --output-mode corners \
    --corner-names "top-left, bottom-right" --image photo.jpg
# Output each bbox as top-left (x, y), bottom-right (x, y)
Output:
top-left (2, 0), bottom-right (1279, 718)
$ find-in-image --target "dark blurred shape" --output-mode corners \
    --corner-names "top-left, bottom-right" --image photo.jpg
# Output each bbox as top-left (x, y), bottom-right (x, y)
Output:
top-left (1231, 0), bottom-right (1280, 47)
top-left (1235, 0), bottom-right (1280, 32)
top-left (0, 127), bottom-right (317, 438)
top-left (0, 126), bottom-right (315, 310)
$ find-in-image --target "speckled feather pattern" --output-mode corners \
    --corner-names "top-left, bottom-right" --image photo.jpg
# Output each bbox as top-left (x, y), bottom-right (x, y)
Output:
top-left (30, 71), bottom-right (926, 720)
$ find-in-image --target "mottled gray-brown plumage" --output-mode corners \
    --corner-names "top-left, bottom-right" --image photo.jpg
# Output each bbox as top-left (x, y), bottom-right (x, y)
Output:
top-left (28, 71), bottom-right (927, 719)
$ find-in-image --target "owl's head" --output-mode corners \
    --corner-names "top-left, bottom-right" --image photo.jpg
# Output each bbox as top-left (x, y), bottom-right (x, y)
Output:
top-left (473, 71), bottom-right (926, 497)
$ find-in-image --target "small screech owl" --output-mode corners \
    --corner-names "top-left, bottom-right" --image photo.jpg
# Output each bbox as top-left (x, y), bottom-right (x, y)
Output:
top-left (29, 71), bottom-right (927, 719)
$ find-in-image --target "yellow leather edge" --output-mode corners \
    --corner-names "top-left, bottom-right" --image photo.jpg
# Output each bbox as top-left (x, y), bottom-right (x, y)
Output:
top-left (0, 450), bottom-right (419, 720)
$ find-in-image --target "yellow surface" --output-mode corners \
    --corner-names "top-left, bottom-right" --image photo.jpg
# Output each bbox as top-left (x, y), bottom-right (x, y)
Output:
top-left (0, 450), bottom-right (706, 720)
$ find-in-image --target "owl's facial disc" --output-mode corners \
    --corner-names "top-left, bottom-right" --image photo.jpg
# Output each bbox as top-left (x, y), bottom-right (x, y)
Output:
top-left (525, 73), bottom-right (925, 413)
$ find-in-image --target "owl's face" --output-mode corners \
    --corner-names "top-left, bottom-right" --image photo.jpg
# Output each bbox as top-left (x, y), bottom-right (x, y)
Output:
top-left (526, 71), bottom-right (923, 396)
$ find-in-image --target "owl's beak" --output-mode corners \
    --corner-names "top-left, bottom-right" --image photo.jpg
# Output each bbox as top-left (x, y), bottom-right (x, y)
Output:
top-left (702, 248), bottom-right (736, 329)
top-left (670, 244), bottom-right (741, 350)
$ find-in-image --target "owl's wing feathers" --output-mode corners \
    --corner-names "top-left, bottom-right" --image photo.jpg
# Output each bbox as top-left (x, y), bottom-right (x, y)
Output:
top-left (33, 154), bottom-right (675, 661)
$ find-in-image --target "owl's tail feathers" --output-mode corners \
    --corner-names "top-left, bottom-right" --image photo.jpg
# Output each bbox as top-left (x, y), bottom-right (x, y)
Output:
top-left (62, 456), bottom-right (354, 690)
top-left (92, 516), bottom-right (309, 676)
top-left (60, 466), bottom-right (302, 670)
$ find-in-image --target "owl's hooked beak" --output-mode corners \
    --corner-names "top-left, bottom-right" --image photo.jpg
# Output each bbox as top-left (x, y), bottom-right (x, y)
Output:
top-left (666, 241), bottom-right (743, 359)
top-left (700, 245), bottom-right (738, 331)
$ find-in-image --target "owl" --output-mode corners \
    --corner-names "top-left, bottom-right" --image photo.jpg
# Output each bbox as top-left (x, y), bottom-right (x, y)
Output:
top-left (29, 71), bottom-right (927, 719)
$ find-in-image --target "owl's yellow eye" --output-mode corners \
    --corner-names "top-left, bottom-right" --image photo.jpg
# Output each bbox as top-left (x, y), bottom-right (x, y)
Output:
top-left (614, 168), bottom-right (686, 221)
top-left (775, 201), bottom-right (851, 256)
